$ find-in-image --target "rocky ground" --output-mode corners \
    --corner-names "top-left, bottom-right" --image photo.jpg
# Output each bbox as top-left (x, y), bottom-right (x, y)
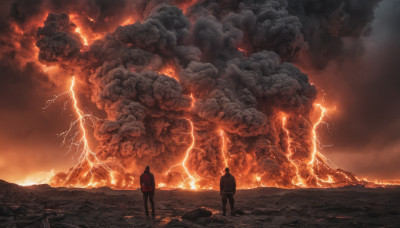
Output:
top-left (0, 180), bottom-right (399, 227)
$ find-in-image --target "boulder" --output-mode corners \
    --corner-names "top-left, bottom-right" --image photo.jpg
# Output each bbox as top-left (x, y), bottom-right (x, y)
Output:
top-left (182, 208), bottom-right (212, 221)
top-left (0, 205), bottom-right (14, 217)
top-left (234, 209), bottom-right (245, 216)
top-left (166, 218), bottom-right (192, 227)
top-left (195, 217), bottom-right (212, 225)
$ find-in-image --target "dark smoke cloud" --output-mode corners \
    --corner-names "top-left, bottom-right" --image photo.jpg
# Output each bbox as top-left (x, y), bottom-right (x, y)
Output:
top-left (36, 13), bottom-right (83, 66)
top-left (1, 0), bottom-right (398, 186)
top-left (186, 0), bottom-right (305, 61)
top-left (287, 0), bottom-right (381, 68)
top-left (31, 0), bottom-right (324, 187)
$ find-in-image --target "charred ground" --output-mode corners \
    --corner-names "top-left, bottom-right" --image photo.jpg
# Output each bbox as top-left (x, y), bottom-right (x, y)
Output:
top-left (1, 180), bottom-right (399, 227)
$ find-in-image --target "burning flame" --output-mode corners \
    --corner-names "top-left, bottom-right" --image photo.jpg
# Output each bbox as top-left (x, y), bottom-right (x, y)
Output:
top-left (309, 103), bottom-right (330, 166)
top-left (121, 17), bottom-right (137, 26)
top-left (181, 118), bottom-right (197, 189)
top-left (58, 76), bottom-right (112, 187)
top-left (158, 65), bottom-right (179, 81)
top-left (48, 76), bottom-right (135, 189)
top-left (16, 170), bottom-right (55, 186)
top-left (69, 14), bottom-right (104, 46)
top-left (164, 95), bottom-right (199, 189)
top-left (75, 27), bottom-right (88, 46)
top-left (281, 116), bottom-right (306, 187)
top-left (219, 129), bottom-right (229, 174)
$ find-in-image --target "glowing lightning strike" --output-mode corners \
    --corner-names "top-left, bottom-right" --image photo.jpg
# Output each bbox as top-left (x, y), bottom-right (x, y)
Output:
top-left (182, 118), bottom-right (197, 189)
top-left (164, 94), bottom-right (198, 189)
top-left (70, 76), bottom-right (92, 161)
top-left (282, 116), bottom-right (306, 187)
top-left (75, 27), bottom-right (88, 46)
top-left (309, 103), bottom-right (330, 165)
top-left (163, 118), bottom-right (197, 189)
top-left (305, 103), bottom-right (338, 186)
top-left (219, 129), bottom-right (229, 174)
top-left (60, 76), bottom-right (112, 187)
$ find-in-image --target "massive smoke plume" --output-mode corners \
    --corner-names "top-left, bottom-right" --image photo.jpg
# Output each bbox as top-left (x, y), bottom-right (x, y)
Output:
top-left (2, 0), bottom-right (396, 188)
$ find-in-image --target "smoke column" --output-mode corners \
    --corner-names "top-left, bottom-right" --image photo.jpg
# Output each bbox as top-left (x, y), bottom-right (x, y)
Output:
top-left (1, 0), bottom-right (390, 189)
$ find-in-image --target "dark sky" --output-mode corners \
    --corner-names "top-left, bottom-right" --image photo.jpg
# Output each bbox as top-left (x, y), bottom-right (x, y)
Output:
top-left (0, 0), bottom-right (399, 183)
top-left (302, 0), bottom-right (400, 180)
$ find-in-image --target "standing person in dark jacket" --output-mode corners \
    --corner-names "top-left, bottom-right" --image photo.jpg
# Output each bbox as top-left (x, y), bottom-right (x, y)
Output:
top-left (220, 167), bottom-right (236, 216)
top-left (140, 166), bottom-right (156, 217)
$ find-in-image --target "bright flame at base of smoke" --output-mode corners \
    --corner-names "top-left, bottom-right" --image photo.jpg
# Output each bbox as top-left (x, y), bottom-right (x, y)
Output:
top-left (49, 76), bottom-right (135, 189)
top-left (43, 92), bottom-right (398, 189)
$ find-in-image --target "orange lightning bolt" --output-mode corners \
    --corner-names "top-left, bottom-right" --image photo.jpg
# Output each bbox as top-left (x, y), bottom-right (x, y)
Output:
top-left (282, 116), bottom-right (306, 187)
top-left (306, 103), bottom-right (337, 186)
top-left (59, 76), bottom-right (113, 187)
top-left (219, 129), bottom-right (229, 174)
top-left (309, 103), bottom-right (331, 166)
top-left (182, 118), bottom-right (197, 189)
top-left (75, 27), bottom-right (88, 46)
top-left (164, 94), bottom-right (198, 189)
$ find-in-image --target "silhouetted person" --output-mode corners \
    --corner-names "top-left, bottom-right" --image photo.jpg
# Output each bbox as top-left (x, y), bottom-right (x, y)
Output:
top-left (140, 166), bottom-right (155, 216)
top-left (220, 167), bottom-right (236, 216)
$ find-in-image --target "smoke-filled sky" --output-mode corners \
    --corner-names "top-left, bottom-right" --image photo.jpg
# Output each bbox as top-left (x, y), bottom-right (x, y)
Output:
top-left (0, 0), bottom-right (399, 185)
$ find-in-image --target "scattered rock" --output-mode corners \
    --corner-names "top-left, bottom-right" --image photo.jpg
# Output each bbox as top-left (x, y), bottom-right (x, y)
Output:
top-left (281, 219), bottom-right (303, 227)
top-left (0, 216), bottom-right (14, 224)
top-left (166, 218), bottom-right (192, 227)
top-left (211, 215), bottom-right (229, 224)
top-left (182, 208), bottom-right (212, 221)
top-left (252, 208), bottom-right (281, 216)
top-left (195, 216), bottom-right (212, 225)
top-left (78, 203), bottom-right (96, 213)
top-left (0, 205), bottom-right (14, 217)
top-left (13, 205), bottom-right (27, 216)
top-left (234, 209), bottom-right (245, 216)
top-left (48, 213), bottom-right (66, 223)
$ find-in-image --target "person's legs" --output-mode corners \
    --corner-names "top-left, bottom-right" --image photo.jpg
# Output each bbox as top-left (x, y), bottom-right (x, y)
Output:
top-left (149, 191), bottom-right (155, 216)
top-left (221, 193), bottom-right (228, 215)
top-left (143, 192), bottom-right (149, 216)
top-left (228, 194), bottom-right (235, 215)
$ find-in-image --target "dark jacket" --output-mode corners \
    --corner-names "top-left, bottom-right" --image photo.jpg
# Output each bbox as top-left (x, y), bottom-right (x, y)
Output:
top-left (140, 170), bottom-right (155, 192)
top-left (220, 173), bottom-right (236, 194)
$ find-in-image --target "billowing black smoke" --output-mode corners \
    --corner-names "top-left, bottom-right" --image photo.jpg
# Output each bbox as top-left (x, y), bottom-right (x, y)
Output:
top-left (0, 0), bottom-right (388, 187)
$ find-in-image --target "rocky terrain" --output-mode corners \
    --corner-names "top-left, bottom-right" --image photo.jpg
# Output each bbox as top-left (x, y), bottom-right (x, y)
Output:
top-left (0, 180), bottom-right (399, 227)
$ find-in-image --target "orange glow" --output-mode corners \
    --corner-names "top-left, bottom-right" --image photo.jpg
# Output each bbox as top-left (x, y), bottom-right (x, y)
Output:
top-left (121, 17), bottom-right (136, 26)
top-left (158, 65), bottom-right (179, 81)
top-left (42, 65), bottom-right (57, 73)
top-left (62, 77), bottom-right (111, 185)
top-left (219, 129), bottom-right (229, 174)
top-left (238, 47), bottom-right (247, 56)
top-left (164, 118), bottom-right (198, 189)
top-left (70, 14), bottom-right (104, 46)
top-left (281, 116), bottom-right (306, 187)
top-left (182, 118), bottom-right (197, 189)
top-left (48, 76), bottom-right (136, 189)
top-left (16, 170), bottom-right (55, 186)
top-left (178, 0), bottom-right (197, 14)
top-left (75, 27), bottom-right (88, 46)
top-left (309, 103), bottom-right (331, 165)
top-left (164, 95), bottom-right (199, 189)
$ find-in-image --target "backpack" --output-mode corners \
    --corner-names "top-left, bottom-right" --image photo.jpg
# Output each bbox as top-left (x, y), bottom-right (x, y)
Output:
top-left (142, 173), bottom-right (154, 192)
